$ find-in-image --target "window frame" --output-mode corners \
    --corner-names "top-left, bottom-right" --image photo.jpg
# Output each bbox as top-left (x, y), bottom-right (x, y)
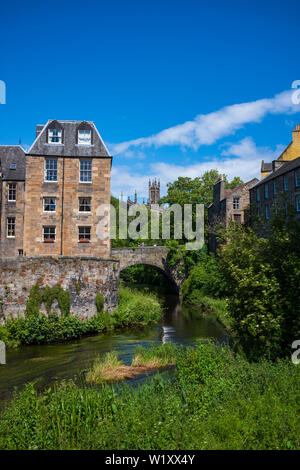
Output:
top-left (48, 128), bottom-right (62, 144)
top-left (283, 175), bottom-right (288, 192)
top-left (265, 204), bottom-right (270, 220)
top-left (8, 183), bottom-right (16, 201)
top-left (78, 197), bottom-right (92, 213)
top-left (79, 159), bottom-right (92, 183)
top-left (296, 195), bottom-right (300, 213)
top-left (295, 169), bottom-right (300, 188)
top-left (78, 129), bottom-right (92, 146)
top-left (7, 217), bottom-right (16, 238)
top-left (256, 188), bottom-right (260, 202)
top-left (44, 158), bottom-right (58, 182)
top-left (273, 179), bottom-right (277, 196)
top-left (78, 226), bottom-right (91, 242)
top-left (264, 183), bottom-right (269, 199)
top-left (43, 226), bottom-right (56, 243)
top-left (233, 197), bottom-right (240, 210)
top-left (43, 197), bottom-right (57, 212)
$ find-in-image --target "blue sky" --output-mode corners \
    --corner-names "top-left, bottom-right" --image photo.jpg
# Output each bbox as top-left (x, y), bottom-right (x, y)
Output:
top-left (1, 0), bottom-right (300, 200)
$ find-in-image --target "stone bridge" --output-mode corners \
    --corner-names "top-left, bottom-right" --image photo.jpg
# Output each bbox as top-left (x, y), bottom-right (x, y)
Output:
top-left (111, 246), bottom-right (182, 290)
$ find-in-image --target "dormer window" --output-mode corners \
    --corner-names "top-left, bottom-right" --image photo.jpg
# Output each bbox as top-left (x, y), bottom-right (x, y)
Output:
top-left (48, 128), bottom-right (62, 144)
top-left (78, 129), bottom-right (91, 145)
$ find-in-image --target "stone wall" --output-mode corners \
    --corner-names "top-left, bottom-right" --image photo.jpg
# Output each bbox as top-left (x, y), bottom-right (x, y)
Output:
top-left (0, 256), bottom-right (119, 323)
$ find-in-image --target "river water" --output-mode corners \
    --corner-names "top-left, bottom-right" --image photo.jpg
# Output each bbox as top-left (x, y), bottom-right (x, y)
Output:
top-left (0, 294), bottom-right (226, 401)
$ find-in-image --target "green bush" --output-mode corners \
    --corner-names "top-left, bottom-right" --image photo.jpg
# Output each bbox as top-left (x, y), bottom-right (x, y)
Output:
top-left (95, 292), bottom-right (104, 313)
top-left (25, 284), bottom-right (70, 317)
top-left (218, 217), bottom-right (300, 360)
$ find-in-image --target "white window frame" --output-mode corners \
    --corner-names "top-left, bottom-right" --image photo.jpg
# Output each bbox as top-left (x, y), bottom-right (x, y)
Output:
top-left (43, 226), bottom-right (56, 242)
top-left (43, 197), bottom-right (57, 212)
top-left (233, 197), bottom-right (240, 209)
top-left (45, 158), bottom-right (58, 182)
top-left (78, 129), bottom-right (92, 145)
top-left (7, 217), bottom-right (16, 238)
top-left (79, 159), bottom-right (92, 183)
top-left (78, 226), bottom-right (91, 242)
top-left (8, 183), bottom-right (16, 201)
top-left (78, 197), bottom-right (92, 212)
top-left (48, 128), bottom-right (62, 144)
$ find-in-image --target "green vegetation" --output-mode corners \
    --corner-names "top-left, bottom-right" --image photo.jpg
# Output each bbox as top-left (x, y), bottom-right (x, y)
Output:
top-left (25, 284), bottom-right (71, 317)
top-left (86, 343), bottom-right (176, 384)
top-left (0, 342), bottom-right (299, 450)
top-left (95, 292), bottom-right (104, 313)
top-left (0, 287), bottom-right (163, 347)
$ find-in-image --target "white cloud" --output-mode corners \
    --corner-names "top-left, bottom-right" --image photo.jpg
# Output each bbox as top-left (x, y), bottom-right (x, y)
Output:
top-left (111, 137), bottom-right (285, 198)
top-left (109, 89), bottom-right (299, 155)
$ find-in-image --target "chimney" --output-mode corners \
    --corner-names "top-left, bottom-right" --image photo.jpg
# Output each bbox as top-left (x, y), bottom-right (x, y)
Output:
top-left (213, 176), bottom-right (225, 203)
top-left (36, 124), bottom-right (44, 139)
top-left (292, 124), bottom-right (300, 144)
top-left (272, 160), bottom-right (287, 172)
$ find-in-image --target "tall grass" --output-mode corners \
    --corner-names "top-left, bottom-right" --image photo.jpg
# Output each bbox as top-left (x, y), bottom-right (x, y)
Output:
top-left (1, 341), bottom-right (299, 450)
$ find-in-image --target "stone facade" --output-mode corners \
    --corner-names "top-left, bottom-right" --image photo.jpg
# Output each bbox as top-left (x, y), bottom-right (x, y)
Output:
top-left (0, 256), bottom-right (120, 323)
top-left (0, 120), bottom-right (112, 259)
top-left (261, 125), bottom-right (300, 178)
top-left (0, 146), bottom-right (26, 257)
top-left (250, 156), bottom-right (300, 233)
top-left (208, 177), bottom-right (259, 253)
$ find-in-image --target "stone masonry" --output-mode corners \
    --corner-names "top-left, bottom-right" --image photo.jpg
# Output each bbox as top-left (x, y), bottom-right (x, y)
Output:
top-left (0, 257), bottom-right (120, 323)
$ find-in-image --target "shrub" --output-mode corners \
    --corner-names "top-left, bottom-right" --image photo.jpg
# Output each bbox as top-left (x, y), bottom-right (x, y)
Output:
top-left (95, 292), bottom-right (104, 313)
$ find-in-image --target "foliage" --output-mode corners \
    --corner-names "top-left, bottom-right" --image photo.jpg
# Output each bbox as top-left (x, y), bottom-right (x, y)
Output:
top-left (181, 249), bottom-right (227, 300)
top-left (95, 292), bottom-right (104, 313)
top-left (166, 240), bottom-right (208, 279)
top-left (0, 342), bottom-right (299, 450)
top-left (111, 286), bottom-right (162, 327)
top-left (25, 284), bottom-right (70, 317)
top-left (1, 287), bottom-right (162, 347)
top-left (217, 215), bottom-right (300, 360)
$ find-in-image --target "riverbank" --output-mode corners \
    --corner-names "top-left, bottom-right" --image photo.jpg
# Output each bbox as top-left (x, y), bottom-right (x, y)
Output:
top-left (0, 286), bottom-right (163, 348)
top-left (1, 341), bottom-right (299, 450)
top-left (182, 291), bottom-right (232, 332)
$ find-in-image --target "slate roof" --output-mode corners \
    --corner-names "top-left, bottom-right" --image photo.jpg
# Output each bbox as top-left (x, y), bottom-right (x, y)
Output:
top-left (28, 120), bottom-right (112, 158)
top-left (251, 157), bottom-right (300, 188)
top-left (0, 146), bottom-right (26, 181)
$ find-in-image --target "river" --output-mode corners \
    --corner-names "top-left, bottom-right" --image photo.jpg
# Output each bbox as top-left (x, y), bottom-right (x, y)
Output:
top-left (0, 293), bottom-right (227, 401)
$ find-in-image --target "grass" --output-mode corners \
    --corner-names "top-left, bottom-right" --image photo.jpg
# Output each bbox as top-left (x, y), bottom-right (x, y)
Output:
top-left (0, 341), bottom-right (299, 450)
top-left (86, 343), bottom-right (177, 384)
top-left (0, 286), bottom-right (163, 347)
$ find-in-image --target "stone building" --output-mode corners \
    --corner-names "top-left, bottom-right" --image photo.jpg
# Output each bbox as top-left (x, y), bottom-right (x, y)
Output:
top-left (0, 146), bottom-right (26, 257)
top-left (250, 156), bottom-right (300, 230)
top-left (261, 124), bottom-right (300, 178)
top-left (0, 120), bottom-right (112, 258)
top-left (125, 178), bottom-right (162, 214)
top-left (208, 176), bottom-right (259, 252)
top-left (250, 125), bottom-right (300, 233)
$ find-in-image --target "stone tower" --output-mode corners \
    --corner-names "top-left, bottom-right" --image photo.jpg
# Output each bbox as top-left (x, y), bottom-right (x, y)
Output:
top-left (148, 178), bottom-right (160, 205)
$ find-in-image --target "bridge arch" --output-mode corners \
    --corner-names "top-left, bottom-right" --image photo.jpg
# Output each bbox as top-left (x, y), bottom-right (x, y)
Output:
top-left (111, 246), bottom-right (181, 291)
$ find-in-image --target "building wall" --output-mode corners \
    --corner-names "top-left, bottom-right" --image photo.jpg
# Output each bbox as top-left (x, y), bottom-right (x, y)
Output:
top-left (0, 256), bottom-right (119, 323)
top-left (250, 167), bottom-right (300, 231)
top-left (0, 180), bottom-right (25, 257)
top-left (23, 155), bottom-right (111, 257)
